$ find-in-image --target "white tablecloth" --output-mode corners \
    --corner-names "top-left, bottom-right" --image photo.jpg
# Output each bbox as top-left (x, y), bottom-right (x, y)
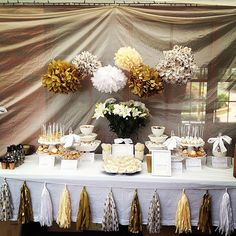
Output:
top-left (0, 154), bottom-right (236, 227)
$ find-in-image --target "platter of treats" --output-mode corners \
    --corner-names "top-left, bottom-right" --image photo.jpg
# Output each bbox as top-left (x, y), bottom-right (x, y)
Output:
top-left (102, 156), bottom-right (142, 174)
top-left (59, 148), bottom-right (81, 160)
top-left (176, 146), bottom-right (206, 158)
top-left (36, 144), bottom-right (63, 155)
top-left (180, 136), bottom-right (205, 147)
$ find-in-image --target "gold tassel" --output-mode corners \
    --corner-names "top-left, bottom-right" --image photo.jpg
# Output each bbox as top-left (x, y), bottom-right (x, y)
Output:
top-left (128, 189), bottom-right (142, 234)
top-left (76, 186), bottom-right (91, 231)
top-left (198, 190), bottom-right (212, 234)
top-left (175, 190), bottom-right (191, 234)
top-left (17, 181), bottom-right (33, 224)
top-left (56, 185), bottom-right (71, 228)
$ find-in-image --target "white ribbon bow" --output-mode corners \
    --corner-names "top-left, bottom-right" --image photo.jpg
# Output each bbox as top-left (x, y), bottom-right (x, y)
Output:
top-left (207, 135), bottom-right (232, 153)
top-left (163, 136), bottom-right (181, 150)
top-left (60, 134), bottom-right (81, 148)
top-left (114, 138), bottom-right (133, 144)
top-left (0, 106), bottom-right (7, 114)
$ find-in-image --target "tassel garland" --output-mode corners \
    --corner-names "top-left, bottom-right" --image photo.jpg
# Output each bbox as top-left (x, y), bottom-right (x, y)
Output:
top-left (217, 190), bottom-right (234, 236)
top-left (147, 190), bottom-right (161, 234)
top-left (175, 190), bottom-right (192, 234)
top-left (76, 186), bottom-right (91, 231)
top-left (17, 181), bottom-right (33, 224)
top-left (102, 190), bottom-right (119, 232)
top-left (197, 191), bottom-right (212, 234)
top-left (128, 189), bottom-right (142, 234)
top-left (56, 185), bottom-right (71, 228)
top-left (39, 184), bottom-right (53, 227)
top-left (0, 179), bottom-right (13, 221)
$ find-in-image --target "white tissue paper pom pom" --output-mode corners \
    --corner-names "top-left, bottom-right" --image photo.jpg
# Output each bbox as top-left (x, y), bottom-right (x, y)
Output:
top-left (72, 51), bottom-right (102, 78)
top-left (91, 65), bottom-right (128, 93)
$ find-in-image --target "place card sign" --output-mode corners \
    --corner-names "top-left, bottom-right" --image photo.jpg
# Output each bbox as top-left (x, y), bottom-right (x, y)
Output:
top-left (61, 160), bottom-right (78, 170)
top-left (112, 144), bottom-right (133, 158)
top-left (186, 158), bottom-right (202, 171)
top-left (38, 155), bottom-right (55, 168)
top-left (172, 161), bottom-right (183, 175)
top-left (152, 150), bottom-right (171, 176)
top-left (212, 156), bottom-right (228, 168)
top-left (79, 153), bottom-right (95, 162)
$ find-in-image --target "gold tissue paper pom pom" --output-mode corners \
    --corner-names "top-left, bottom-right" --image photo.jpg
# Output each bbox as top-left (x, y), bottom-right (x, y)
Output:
top-left (114, 46), bottom-right (143, 72)
top-left (128, 64), bottom-right (164, 98)
top-left (42, 60), bottom-right (83, 94)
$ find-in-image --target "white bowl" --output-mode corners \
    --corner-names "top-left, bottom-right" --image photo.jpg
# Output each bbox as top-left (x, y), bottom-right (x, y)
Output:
top-left (80, 125), bottom-right (94, 135)
top-left (80, 133), bottom-right (97, 142)
top-left (148, 134), bottom-right (168, 143)
top-left (151, 126), bottom-right (165, 137)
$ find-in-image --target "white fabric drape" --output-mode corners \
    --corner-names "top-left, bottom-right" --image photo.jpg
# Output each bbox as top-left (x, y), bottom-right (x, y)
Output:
top-left (0, 6), bottom-right (235, 155)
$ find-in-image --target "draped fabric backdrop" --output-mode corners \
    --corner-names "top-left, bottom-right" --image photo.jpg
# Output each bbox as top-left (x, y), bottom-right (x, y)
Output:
top-left (0, 6), bottom-right (236, 155)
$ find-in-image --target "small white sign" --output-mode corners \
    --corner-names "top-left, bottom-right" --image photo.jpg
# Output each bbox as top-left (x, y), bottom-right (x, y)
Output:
top-left (61, 160), bottom-right (78, 170)
top-left (112, 144), bottom-right (133, 157)
top-left (172, 161), bottom-right (183, 175)
top-left (152, 150), bottom-right (171, 176)
top-left (80, 153), bottom-right (95, 162)
top-left (212, 156), bottom-right (228, 168)
top-left (186, 158), bottom-right (202, 171)
top-left (38, 155), bottom-right (55, 168)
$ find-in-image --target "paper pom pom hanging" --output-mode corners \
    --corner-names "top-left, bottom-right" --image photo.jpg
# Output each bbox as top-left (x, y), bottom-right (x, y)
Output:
top-left (72, 51), bottom-right (102, 78)
top-left (157, 45), bottom-right (198, 85)
top-left (42, 60), bottom-right (83, 94)
top-left (91, 65), bottom-right (128, 93)
top-left (114, 46), bottom-right (143, 72)
top-left (129, 64), bottom-right (164, 98)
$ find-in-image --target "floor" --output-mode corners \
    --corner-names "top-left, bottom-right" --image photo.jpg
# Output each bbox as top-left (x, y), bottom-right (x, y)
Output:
top-left (20, 222), bottom-right (236, 236)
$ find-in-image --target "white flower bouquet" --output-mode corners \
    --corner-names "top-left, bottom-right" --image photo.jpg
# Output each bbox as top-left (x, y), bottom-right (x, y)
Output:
top-left (93, 98), bottom-right (149, 138)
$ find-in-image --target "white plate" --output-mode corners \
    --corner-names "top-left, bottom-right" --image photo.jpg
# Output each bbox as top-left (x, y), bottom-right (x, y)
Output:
top-left (145, 141), bottom-right (166, 151)
top-left (79, 133), bottom-right (97, 142)
top-left (38, 140), bottom-right (61, 145)
top-left (76, 140), bottom-right (101, 152)
top-left (148, 134), bottom-right (168, 144)
top-left (179, 142), bottom-right (205, 147)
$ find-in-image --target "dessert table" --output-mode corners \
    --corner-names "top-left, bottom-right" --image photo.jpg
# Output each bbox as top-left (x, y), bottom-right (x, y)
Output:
top-left (0, 154), bottom-right (236, 228)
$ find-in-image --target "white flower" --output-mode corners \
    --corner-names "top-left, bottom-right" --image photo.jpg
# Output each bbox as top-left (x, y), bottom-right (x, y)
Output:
top-left (93, 103), bottom-right (107, 119)
top-left (120, 105), bottom-right (132, 118)
top-left (131, 107), bottom-right (141, 117)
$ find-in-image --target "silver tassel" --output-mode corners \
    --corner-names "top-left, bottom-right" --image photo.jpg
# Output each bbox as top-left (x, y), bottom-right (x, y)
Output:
top-left (0, 178), bottom-right (13, 221)
top-left (101, 190), bottom-right (119, 232)
top-left (147, 190), bottom-right (161, 234)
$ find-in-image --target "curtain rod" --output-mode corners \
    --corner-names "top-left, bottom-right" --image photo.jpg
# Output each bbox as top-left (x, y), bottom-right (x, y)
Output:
top-left (0, 1), bottom-right (202, 7)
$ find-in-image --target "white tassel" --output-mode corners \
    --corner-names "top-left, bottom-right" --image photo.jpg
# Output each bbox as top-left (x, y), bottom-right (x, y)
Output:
top-left (147, 190), bottom-right (161, 234)
top-left (101, 190), bottom-right (119, 232)
top-left (217, 190), bottom-right (234, 236)
top-left (39, 183), bottom-right (53, 227)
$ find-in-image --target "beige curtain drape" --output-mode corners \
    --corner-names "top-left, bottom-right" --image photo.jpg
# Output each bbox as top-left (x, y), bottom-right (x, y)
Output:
top-left (0, 6), bottom-right (235, 155)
